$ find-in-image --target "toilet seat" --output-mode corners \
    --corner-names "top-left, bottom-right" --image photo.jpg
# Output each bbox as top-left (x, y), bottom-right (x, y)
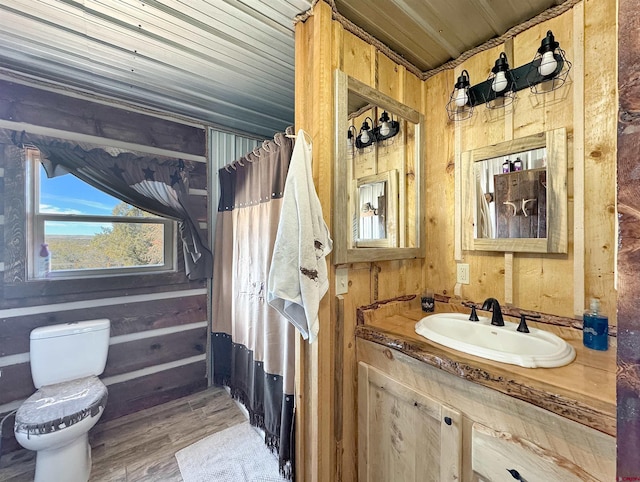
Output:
top-left (15, 376), bottom-right (108, 437)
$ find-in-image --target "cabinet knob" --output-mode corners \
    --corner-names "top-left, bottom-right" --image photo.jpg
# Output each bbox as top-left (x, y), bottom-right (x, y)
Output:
top-left (444, 416), bottom-right (452, 425)
top-left (507, 468), bottom-right (522, 480)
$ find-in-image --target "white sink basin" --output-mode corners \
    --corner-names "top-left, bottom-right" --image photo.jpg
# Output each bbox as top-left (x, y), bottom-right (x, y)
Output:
top-left (415, 313), bottom-right (575, 368)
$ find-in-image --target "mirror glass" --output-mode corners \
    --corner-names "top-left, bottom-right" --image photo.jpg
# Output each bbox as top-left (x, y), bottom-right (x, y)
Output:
top-left (474, 146), bottom-right (547, 239)
top-left (333, 69), bottom-right (425, 264)
top-left (355, 170), bottom-right (398, 247)
top-left (461, 128), bottom-right (567, 254)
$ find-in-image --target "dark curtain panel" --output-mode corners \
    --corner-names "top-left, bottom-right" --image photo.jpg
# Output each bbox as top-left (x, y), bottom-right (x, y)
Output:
top-left (211, 132), bottom-right (295, 479)
top-left (14, 132), bottom-right (211, 280)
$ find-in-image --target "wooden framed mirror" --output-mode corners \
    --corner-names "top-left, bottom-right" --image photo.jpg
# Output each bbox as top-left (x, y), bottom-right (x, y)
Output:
top-left (461, 128), bottom-right (567, 253)
top-left (333, 69), bottom-right (425, 264)
top-left (354, 170), bottom-right (398, 248)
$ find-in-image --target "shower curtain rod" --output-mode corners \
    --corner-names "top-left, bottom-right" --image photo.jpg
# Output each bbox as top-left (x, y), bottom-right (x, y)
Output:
top-left (222, 126), bottom-right (312, 172)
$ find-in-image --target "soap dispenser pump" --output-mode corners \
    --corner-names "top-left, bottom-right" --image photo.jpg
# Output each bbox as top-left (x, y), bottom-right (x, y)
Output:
top-left (583, 298), bottom-right (608, 351)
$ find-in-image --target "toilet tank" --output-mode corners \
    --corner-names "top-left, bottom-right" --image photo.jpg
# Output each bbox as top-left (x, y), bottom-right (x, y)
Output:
top-left (30, 319), bottom-right (110, 388)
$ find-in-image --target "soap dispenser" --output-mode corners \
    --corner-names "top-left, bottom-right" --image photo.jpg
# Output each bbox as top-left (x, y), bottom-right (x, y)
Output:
top-left (583, 298), bottom-right (608, 351)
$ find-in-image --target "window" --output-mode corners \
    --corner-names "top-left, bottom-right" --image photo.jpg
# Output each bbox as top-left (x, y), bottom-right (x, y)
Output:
top-left (28, 148), bottom-right (176, 279)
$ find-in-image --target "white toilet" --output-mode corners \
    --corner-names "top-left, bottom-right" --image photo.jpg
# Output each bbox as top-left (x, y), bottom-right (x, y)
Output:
top-left (14, 319), bottom-right (110, 482)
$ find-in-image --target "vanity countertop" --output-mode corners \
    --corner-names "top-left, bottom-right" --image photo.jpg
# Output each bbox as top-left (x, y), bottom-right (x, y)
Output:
top-left (355, 296), bottom-right (616, 437)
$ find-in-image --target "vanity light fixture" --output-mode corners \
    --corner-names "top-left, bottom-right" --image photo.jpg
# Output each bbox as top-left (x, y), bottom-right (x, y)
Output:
top-left (374, 111), bottom-right (400, 143)
top-left (445, 70), bottom-right (474, 121)
top-left (355, 116), bottom-right (375, 149)
top-left (349, 112), bottom-right (401, 150)
top-left (445, 30), bottom-right (572, 121)
top-left (347, 125), bottom-right (357, 149)
top-left (526, 30), bottom-right (572, 94)
top-left (485, 52), bottom-right (516, 109)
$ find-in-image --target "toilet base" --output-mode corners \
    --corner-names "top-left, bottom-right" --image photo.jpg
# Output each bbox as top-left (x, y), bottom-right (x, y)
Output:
top-left (34, 432), bottom-right (91, 482)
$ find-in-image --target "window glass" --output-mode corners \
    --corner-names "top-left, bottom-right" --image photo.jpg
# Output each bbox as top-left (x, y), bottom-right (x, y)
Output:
top-left (39, 163), bottom-right (126, 217)
top-left (30, 149), bottom-right (174, 278)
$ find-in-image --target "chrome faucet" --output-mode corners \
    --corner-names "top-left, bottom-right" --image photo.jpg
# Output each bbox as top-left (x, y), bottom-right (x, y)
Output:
top-left (481, 298), bottom-right (504, 326)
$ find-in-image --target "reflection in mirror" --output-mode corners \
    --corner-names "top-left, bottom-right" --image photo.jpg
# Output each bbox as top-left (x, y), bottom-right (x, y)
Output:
top-left (474, 147), bottom-right (547, 239)
top-left (359, 181), bottom-right (386, 240)
top-left (355, 170), bottom-right (398, 247)
top-left (461, 128), bottom-right (567, 254)
top-left (334, 69), bottom-right (425, 264)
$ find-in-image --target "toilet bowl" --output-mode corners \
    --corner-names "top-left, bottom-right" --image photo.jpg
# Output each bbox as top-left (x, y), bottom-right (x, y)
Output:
top-left (15, 377), bottom-right (107, 482)
top-left (14, 320), bottom-right (110, 482)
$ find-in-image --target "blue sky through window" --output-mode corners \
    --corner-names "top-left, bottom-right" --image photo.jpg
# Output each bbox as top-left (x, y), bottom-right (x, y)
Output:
top-left (39, 165), bottom-right (128, 236)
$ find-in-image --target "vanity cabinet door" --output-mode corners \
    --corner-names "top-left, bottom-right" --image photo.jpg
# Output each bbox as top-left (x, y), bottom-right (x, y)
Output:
top-left (471, 422), bottom-right (600, 482)
top-left (358, 362), bottom-right (461, 482)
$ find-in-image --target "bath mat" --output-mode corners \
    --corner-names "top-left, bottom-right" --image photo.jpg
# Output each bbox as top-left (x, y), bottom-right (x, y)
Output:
top-left (175, 422), bottom-right (287, 482)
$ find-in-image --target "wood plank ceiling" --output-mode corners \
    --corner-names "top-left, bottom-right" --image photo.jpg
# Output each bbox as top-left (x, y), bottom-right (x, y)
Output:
top-left (334, 0), bottom-right (567, 72)
top-left (0, 0), bottom-right (566, 138)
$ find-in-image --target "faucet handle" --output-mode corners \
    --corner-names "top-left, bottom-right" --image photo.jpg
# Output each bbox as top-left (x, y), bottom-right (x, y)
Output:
top-left (462, 302), bottom-right (479, 322)
top-left (517, 312), bottom-right (541, 333)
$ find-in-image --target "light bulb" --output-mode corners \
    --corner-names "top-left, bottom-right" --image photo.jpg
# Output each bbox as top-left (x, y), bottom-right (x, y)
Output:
top-left (360, 130), bottom-right (370, 144)
top-left (538, 51), bottom-right (558, 77)
top-left (454, 88), bottom-right (469, 107)
top-left (492, 71), bottom-right (508, 93)
top-left (379, 122), bottom-right (390, 137)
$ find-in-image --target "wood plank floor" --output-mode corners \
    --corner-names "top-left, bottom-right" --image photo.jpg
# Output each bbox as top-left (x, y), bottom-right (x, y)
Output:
top-left (0, 387), bottom-right (247, 481)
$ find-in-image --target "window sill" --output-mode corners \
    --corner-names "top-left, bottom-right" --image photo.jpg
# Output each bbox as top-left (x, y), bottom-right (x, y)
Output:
top-left (3, 270), bottom-right (204, 303)
top-left (30, 265), bottom-right (174, 281)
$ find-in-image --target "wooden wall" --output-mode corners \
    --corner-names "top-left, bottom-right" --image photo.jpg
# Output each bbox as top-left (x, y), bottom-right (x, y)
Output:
top-left (0, 79), bottom-right (210, 455)
top-left (426, 1), bottom-right (617, 322)
top-left (295, 3), bottom-right (425, 481)
top-left (295, 0), bottom-right (617, 480)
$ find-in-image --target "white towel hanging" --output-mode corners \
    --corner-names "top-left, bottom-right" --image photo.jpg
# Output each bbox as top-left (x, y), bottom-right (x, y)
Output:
top-left (267, 129), bottom-right (332, 343)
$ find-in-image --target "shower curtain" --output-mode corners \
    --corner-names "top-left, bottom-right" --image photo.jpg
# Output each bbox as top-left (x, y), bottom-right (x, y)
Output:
top-left (211, 131), bottom-right (295, 478)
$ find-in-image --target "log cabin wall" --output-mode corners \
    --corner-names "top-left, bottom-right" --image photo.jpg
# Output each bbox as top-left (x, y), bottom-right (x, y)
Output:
top-left (295, 0), bottom-right (617, 480)
top-left (0, 79), bottom-right (210, 455)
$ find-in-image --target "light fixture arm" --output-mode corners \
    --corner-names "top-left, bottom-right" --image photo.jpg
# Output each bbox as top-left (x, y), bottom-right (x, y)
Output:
top-left (347, 125), bottom-right (357, 147)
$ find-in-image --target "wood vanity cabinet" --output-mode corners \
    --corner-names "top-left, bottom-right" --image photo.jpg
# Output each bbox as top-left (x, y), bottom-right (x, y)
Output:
top-left (358, 363), bottom-right (462, 482)
top-left (356, 339), bottom-right (615, 482)
top-left (471, 422), bottom-right (602, 482)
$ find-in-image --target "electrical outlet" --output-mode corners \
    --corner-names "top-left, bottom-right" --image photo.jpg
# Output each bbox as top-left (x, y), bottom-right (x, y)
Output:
top-left (457, 263), bottom-right (470, 284)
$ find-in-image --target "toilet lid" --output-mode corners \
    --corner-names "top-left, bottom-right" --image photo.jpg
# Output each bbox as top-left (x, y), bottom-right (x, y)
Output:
top-left (15, 376), bottom-right (108, 435)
